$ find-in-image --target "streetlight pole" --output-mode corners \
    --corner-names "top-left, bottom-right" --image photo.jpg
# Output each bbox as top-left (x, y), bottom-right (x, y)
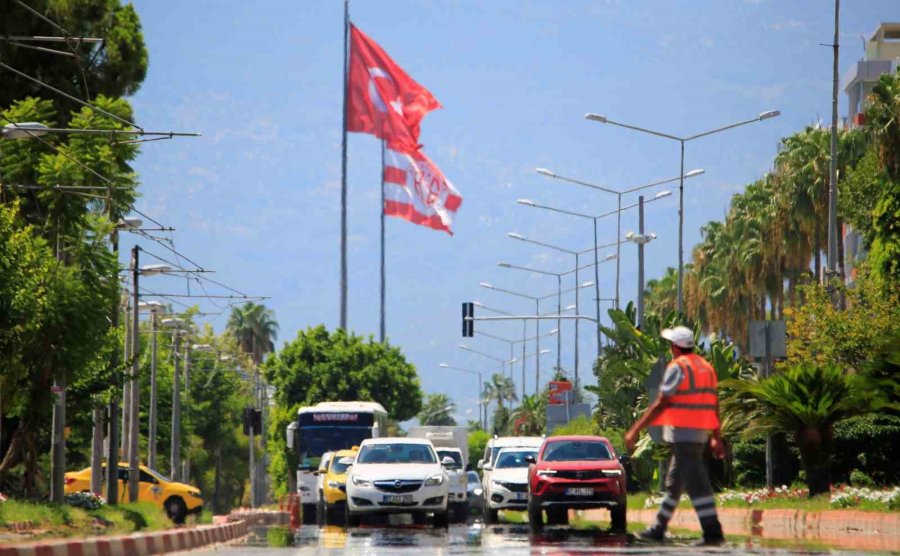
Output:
top-left (480, 283), bottom-right (543, 393)
top-left (439, 364), bottom-right (484, 429)
top-left (128, 246), bottom-right (140, 502)
top-left (626, 201), bottom-right (658, 329)
top-left (138, 300), bottom-right (165, 470)
top-left (584, 110), bottom-right (780, 310)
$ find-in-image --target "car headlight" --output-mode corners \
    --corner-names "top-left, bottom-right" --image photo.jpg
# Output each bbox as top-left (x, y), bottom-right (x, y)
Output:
top-left (473, 488), bottom-right (483, 496)
top-left (188, 491), bottom-right (202, 499)
top-left (536, 469), bottom-right (557, 476)
top-left (351, 476), bottom-right (371, 487)
top-left (424, 474), bottom-right (444, 486)
top-left (603, 469), bottom-right (623, 476)
top-left (327, 480), bottom-right (345, 488)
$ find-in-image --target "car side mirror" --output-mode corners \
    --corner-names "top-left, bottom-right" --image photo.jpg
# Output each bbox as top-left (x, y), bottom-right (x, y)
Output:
top-left (477, 459), bottom-right (484, 469)
top-left (338, 457), bottom-right (354, 466)
top-left (441, 456), bottom-right (456, 467)
top-left (524, 455), bottom-right (536, 464)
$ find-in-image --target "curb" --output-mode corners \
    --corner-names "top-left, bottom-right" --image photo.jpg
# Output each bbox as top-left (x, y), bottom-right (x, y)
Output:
top-left (0, 520), bottom-right (247, 556)
top-left (581, 507), bottom-right (900, 552)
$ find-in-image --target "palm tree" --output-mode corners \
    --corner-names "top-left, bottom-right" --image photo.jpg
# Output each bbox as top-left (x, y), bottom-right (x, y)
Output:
top-left (482, 373), bottom-right (517, 410)
top-left (722, 363), bottom-right (894, 496)
top-left (509, 395), bottom-right (544, 436)
top-left (227, 302), bottom-right (279, 365)
top-left (418, 393), bottom-right (456, 426)
top-left (866, 69), bottom-right (900, 182)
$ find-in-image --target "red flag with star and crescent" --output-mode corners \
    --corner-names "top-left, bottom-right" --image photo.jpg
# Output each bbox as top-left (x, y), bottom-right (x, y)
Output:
top-left (346, 24), bottom-right (441, 152)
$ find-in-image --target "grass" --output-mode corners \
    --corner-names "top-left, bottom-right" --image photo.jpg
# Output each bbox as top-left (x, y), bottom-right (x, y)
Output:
top-left (0, 499), bottom-right (172, 539)
top-left (633, 492), bottom-right (898, 513)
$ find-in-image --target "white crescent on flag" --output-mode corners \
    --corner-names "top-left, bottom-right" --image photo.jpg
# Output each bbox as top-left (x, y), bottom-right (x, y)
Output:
top-left (383, 148), bottom-right (462, 235)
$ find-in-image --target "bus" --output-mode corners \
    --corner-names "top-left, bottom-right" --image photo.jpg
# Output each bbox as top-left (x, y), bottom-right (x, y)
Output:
top-left (287, 401), bottom-right (388, 522)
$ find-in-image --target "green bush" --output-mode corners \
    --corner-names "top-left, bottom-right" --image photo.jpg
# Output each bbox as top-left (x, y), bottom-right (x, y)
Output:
top-left (468, 429), bottom-right (490, 471)
top-left (832, 414), bottom-right (900, 485)
top-left (849, 469), bottom-right (876, 488)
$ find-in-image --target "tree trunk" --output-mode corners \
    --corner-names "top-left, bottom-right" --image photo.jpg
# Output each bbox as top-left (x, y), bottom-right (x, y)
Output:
top-left (837, 217), bottom-right (847, 309)
top-left (797, 426), bottom-right (832, 497)
top-left (213, 446), bottom-right (221, 514)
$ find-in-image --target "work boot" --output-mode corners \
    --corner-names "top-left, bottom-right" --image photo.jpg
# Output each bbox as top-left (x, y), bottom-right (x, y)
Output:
top-left (691, 535), bottom-right (726, 547)
top-left (636, 526), bottom-right (665, 542)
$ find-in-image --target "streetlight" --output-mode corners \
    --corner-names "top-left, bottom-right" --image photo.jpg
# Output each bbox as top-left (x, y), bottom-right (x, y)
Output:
top-left (2, 121), bottom-right (200, 140)
top-left (480, 282), bottom-right (545, 394)
top-left (517, 191), bottom-right (669, 352)
top-left (585, 109), bottom-right (780, 311)
top-left (439, 363), bottom-right (485, 429)
top-left (138, 300), bottom-right (166, 471)
top-left (459, 344), bottom-right (508, 379)
top-left (626, 194), bottom-right (659, 329)
top-left (535, 168), bottom-right (701, 313)
top-left (161, 317), bottom-right (188, 481)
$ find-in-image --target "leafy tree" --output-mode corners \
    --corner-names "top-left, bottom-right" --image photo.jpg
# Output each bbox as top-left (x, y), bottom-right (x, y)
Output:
top-left (722, 363), bottom-right (895, 495)
top-left (264, 326), bottom-right (422, 495)
top-left (482, 373), bottom-right (516, 410)
top-left (0, 0), bottom-right (148, 124)
top-left (418, 393), bottom-right (456, 426)
top-left (467, 429), bottom-right (490, 470)
top-left (227, 302), bottom-right (279, 366)
top-left (490, 406), bottom-right (509, 437)
top-left (509, 394), bottom-right (544, 436)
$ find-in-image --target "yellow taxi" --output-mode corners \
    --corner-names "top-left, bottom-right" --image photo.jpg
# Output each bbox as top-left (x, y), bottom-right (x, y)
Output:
top-left (316, 447), bottom-right (358, 525)
top-left (65, 462), bottom-right (202, 523)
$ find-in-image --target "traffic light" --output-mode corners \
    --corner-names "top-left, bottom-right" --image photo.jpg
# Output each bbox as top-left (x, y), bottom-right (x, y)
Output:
top-left (462, 302), bottom-right (474, 337)
top-left (243, 407), bottom-right (261, 435)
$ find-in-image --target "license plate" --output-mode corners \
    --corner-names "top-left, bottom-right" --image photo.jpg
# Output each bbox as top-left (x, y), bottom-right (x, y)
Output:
top-left (514, 492), bottom-right (527, 501)
top-left (382, 495), bottom-right (413, 505)
top-left (565, 487), bottom-right (593, 496)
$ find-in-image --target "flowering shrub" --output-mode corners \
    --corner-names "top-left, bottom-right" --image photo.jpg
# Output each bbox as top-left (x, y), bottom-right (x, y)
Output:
top-left (0, 492), bottom-right (7, 502)
top-left (65, 491), bottom-right (106, 510)
top-left (830, 486), bottom-right (900, 510)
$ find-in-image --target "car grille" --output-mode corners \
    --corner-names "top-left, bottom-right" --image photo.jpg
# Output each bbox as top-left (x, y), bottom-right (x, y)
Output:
top-left (373, 480), bottom-right (423, 493)
top-left (554, 470), bottom-right (605, 480)
top-left (497, 481), bottom-right (528, 493)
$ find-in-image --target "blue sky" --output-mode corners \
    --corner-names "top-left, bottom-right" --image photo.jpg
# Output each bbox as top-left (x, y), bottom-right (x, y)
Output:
top-left (123, 0), bottom-right (899, 424)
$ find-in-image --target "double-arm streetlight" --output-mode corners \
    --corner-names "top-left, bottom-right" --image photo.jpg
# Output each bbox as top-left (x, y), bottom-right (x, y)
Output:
top-left (518, 191), bottom-right (670, 352)
top-left (459, 344), bottom-right (508, 382)
top-left (536, 168), bottom-right (702, 312)
top-left (480, 283), bottom-right (545, 392)
top-left (439, 363), bottom-right (485, 429)
top-left (584, 110), bottom-right (780, 310)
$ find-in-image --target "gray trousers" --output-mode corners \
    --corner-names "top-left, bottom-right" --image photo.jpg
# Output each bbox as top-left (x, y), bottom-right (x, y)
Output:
top-left (652, 442), bottom-right (723, 539)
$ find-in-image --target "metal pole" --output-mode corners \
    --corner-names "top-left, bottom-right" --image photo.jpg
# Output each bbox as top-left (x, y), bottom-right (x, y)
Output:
top-left (171, 332), bottom-right (182, 482)
top-left (593, 218), bottom-right (602, 356)
top-left (479, 372), bottom-right (484, 430)
top-left (677, 140), bottom-right (685, 312)
top-left (182, 343), bottom-right (191, 482)
top-left (638, 196), bottom-right (645, 329)
top-left (521, 320), bottom-right (527, 400)
top-left (148, 311), bottom-right (158, 470)
top-left (574, 253), bottom-right (580, 398)
top-left (121, 298), bottom-right (131, 458)
top-left (339, 0), bottom-right (350, 330)
top-left (106, 211), bottom-right (120, 506)
top-left (556, 275), bottom-right (562, 373)
top-left (827, 0), bottom-right (840, 282)
top-left (615, 194), bottom-right (621, 309)
top-left (49, 223), bottom-right (65, 505)
top-left (380, 140), bottom-right (386, 342)
top-left (535, 299), bottom-right (540, 395)
top-left (764, 322), bottom-right (773, 488)
top-left (128, 246), bottom-right (140, 502)
top-left (249, 415), bottom-right (256, 508)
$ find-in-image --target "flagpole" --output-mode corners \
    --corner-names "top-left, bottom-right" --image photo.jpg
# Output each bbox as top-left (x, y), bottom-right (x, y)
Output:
top-left (339, 0), bottom-right (350, 330)
top-left (380, 140), bottom-right (386, 343)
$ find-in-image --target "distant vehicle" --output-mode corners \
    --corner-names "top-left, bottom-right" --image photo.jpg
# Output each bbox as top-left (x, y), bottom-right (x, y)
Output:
top-left (344, 437), bottom-right (452, 528)
top-left (286, 401), bottom-right (388, 524)
top-left (408, 426), bottom-right (469, 522)
top-left (478, 436), bottom-right (543, 523)
top-left (466, 470), bottom-right (484, 514)
top-left (526, 435), bottom-right (627, 533)
top-left (65, 463), bottom-right (202, 523)
top-left (317, 447), bottom-right (358, 525)
top-left (483, 447), bottom-right (537, 517)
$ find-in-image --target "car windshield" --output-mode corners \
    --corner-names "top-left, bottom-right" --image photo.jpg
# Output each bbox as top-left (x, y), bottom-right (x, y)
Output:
top-left (543, 440), bottom-right (612, 462)
top-left (357, 443), bottom-right (436, 464)
top-left (436, 449), bottom-right (463, 468)
top-left (330, 457), bottom-right (353, 474)
top-left (495, 450), bottom-right (536, 468)
top-left (467, 471), bottom-right (480, 485)
top-left (139, 467), bottom-right (172, 483)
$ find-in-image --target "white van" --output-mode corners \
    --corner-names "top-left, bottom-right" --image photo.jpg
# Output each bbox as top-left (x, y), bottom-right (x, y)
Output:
top-left (478, 436), bottom-right (543, 523)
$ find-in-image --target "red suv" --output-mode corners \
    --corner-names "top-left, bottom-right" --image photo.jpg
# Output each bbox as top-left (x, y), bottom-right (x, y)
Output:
top-left (526, 435), bottom-right (627, 532)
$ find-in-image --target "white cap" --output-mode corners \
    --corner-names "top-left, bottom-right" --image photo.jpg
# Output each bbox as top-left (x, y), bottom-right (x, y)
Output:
top-left (660, 326), bottom-right (694, 348)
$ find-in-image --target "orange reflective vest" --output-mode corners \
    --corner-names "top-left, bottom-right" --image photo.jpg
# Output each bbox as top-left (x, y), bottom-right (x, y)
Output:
top-left (650, 353), bottom-right (720, 430)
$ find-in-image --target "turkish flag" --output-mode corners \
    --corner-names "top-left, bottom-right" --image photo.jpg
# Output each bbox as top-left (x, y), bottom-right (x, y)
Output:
top-left (347, 24), bottom-right (441, 152)
top-left (383, 147), bottom-right (462, 235)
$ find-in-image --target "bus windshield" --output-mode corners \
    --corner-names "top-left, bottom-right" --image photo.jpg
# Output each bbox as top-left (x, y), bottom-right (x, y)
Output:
top-left (299, 426), bottom-right (371, 468)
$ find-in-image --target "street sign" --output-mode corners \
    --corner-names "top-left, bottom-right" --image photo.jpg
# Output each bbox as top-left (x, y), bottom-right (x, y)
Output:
top-left (748, 320), bottom-right (786, 359)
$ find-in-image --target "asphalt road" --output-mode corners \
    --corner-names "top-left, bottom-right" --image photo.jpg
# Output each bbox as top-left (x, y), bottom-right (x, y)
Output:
top-left (186, 520), bottom-right (854, 555)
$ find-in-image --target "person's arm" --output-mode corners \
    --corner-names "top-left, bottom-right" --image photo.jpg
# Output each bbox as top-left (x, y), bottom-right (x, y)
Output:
top-left (708, 399), bottom-right (725, 459)
top-left (624, 393), bottom-right (670, 452)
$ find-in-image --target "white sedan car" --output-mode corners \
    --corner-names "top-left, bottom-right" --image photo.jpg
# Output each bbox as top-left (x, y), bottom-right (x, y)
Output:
top-left (483, 447), bottom-right (537, 520)
top-left (345, 437), bottom-right (451, 527)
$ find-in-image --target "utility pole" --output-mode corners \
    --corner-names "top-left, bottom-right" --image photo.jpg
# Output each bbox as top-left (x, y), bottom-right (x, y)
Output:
top-left (128, 246), bottom-right (140, 502)
top-left (827, 0), bottom-right (841, 289)
top-left (638, 196), bottom-right (646, 329)
top-left (50, 223), bottom-right (66, 504)
top-left (105, 202), bottom-right (120, 506)
top-left (121, 295), bottom-right (131, 459)
top-left (182, 342), bottom-right (191, 482)
top-left (170, 331), bottom-right (182, 482)
top-left (148, 309), bottom-right (159, 470)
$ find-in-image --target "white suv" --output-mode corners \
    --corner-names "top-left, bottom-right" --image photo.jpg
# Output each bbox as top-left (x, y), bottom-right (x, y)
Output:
top-left (479, 436), bottom-right (543, 523)
top-left (483, 447), bottom-right (537, 517)
top-left (345, 437), bottom-right (451, 527)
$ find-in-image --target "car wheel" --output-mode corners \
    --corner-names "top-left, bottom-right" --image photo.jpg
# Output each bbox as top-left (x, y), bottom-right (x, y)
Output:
top-left (316, 496), bottom-right (325, 527)
top-left (344, 503), bottom-right (361, 528)
top-left (433, 511), bottom-right (449, 528)
top-left (482, 502), bottom-right (498, 524)
top-left (301, 503), bottom-right (317, 525)
top-left (527, 496), bottom-right (543, 533)
top-left (610, 502), bottom-right (627, 533)
top-left (165, 496), bottom-right (187, 524)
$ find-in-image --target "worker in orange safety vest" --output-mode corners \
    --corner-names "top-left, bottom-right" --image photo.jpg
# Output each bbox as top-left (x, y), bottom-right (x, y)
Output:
top-left (624, 325), bottom-right (726, 546)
